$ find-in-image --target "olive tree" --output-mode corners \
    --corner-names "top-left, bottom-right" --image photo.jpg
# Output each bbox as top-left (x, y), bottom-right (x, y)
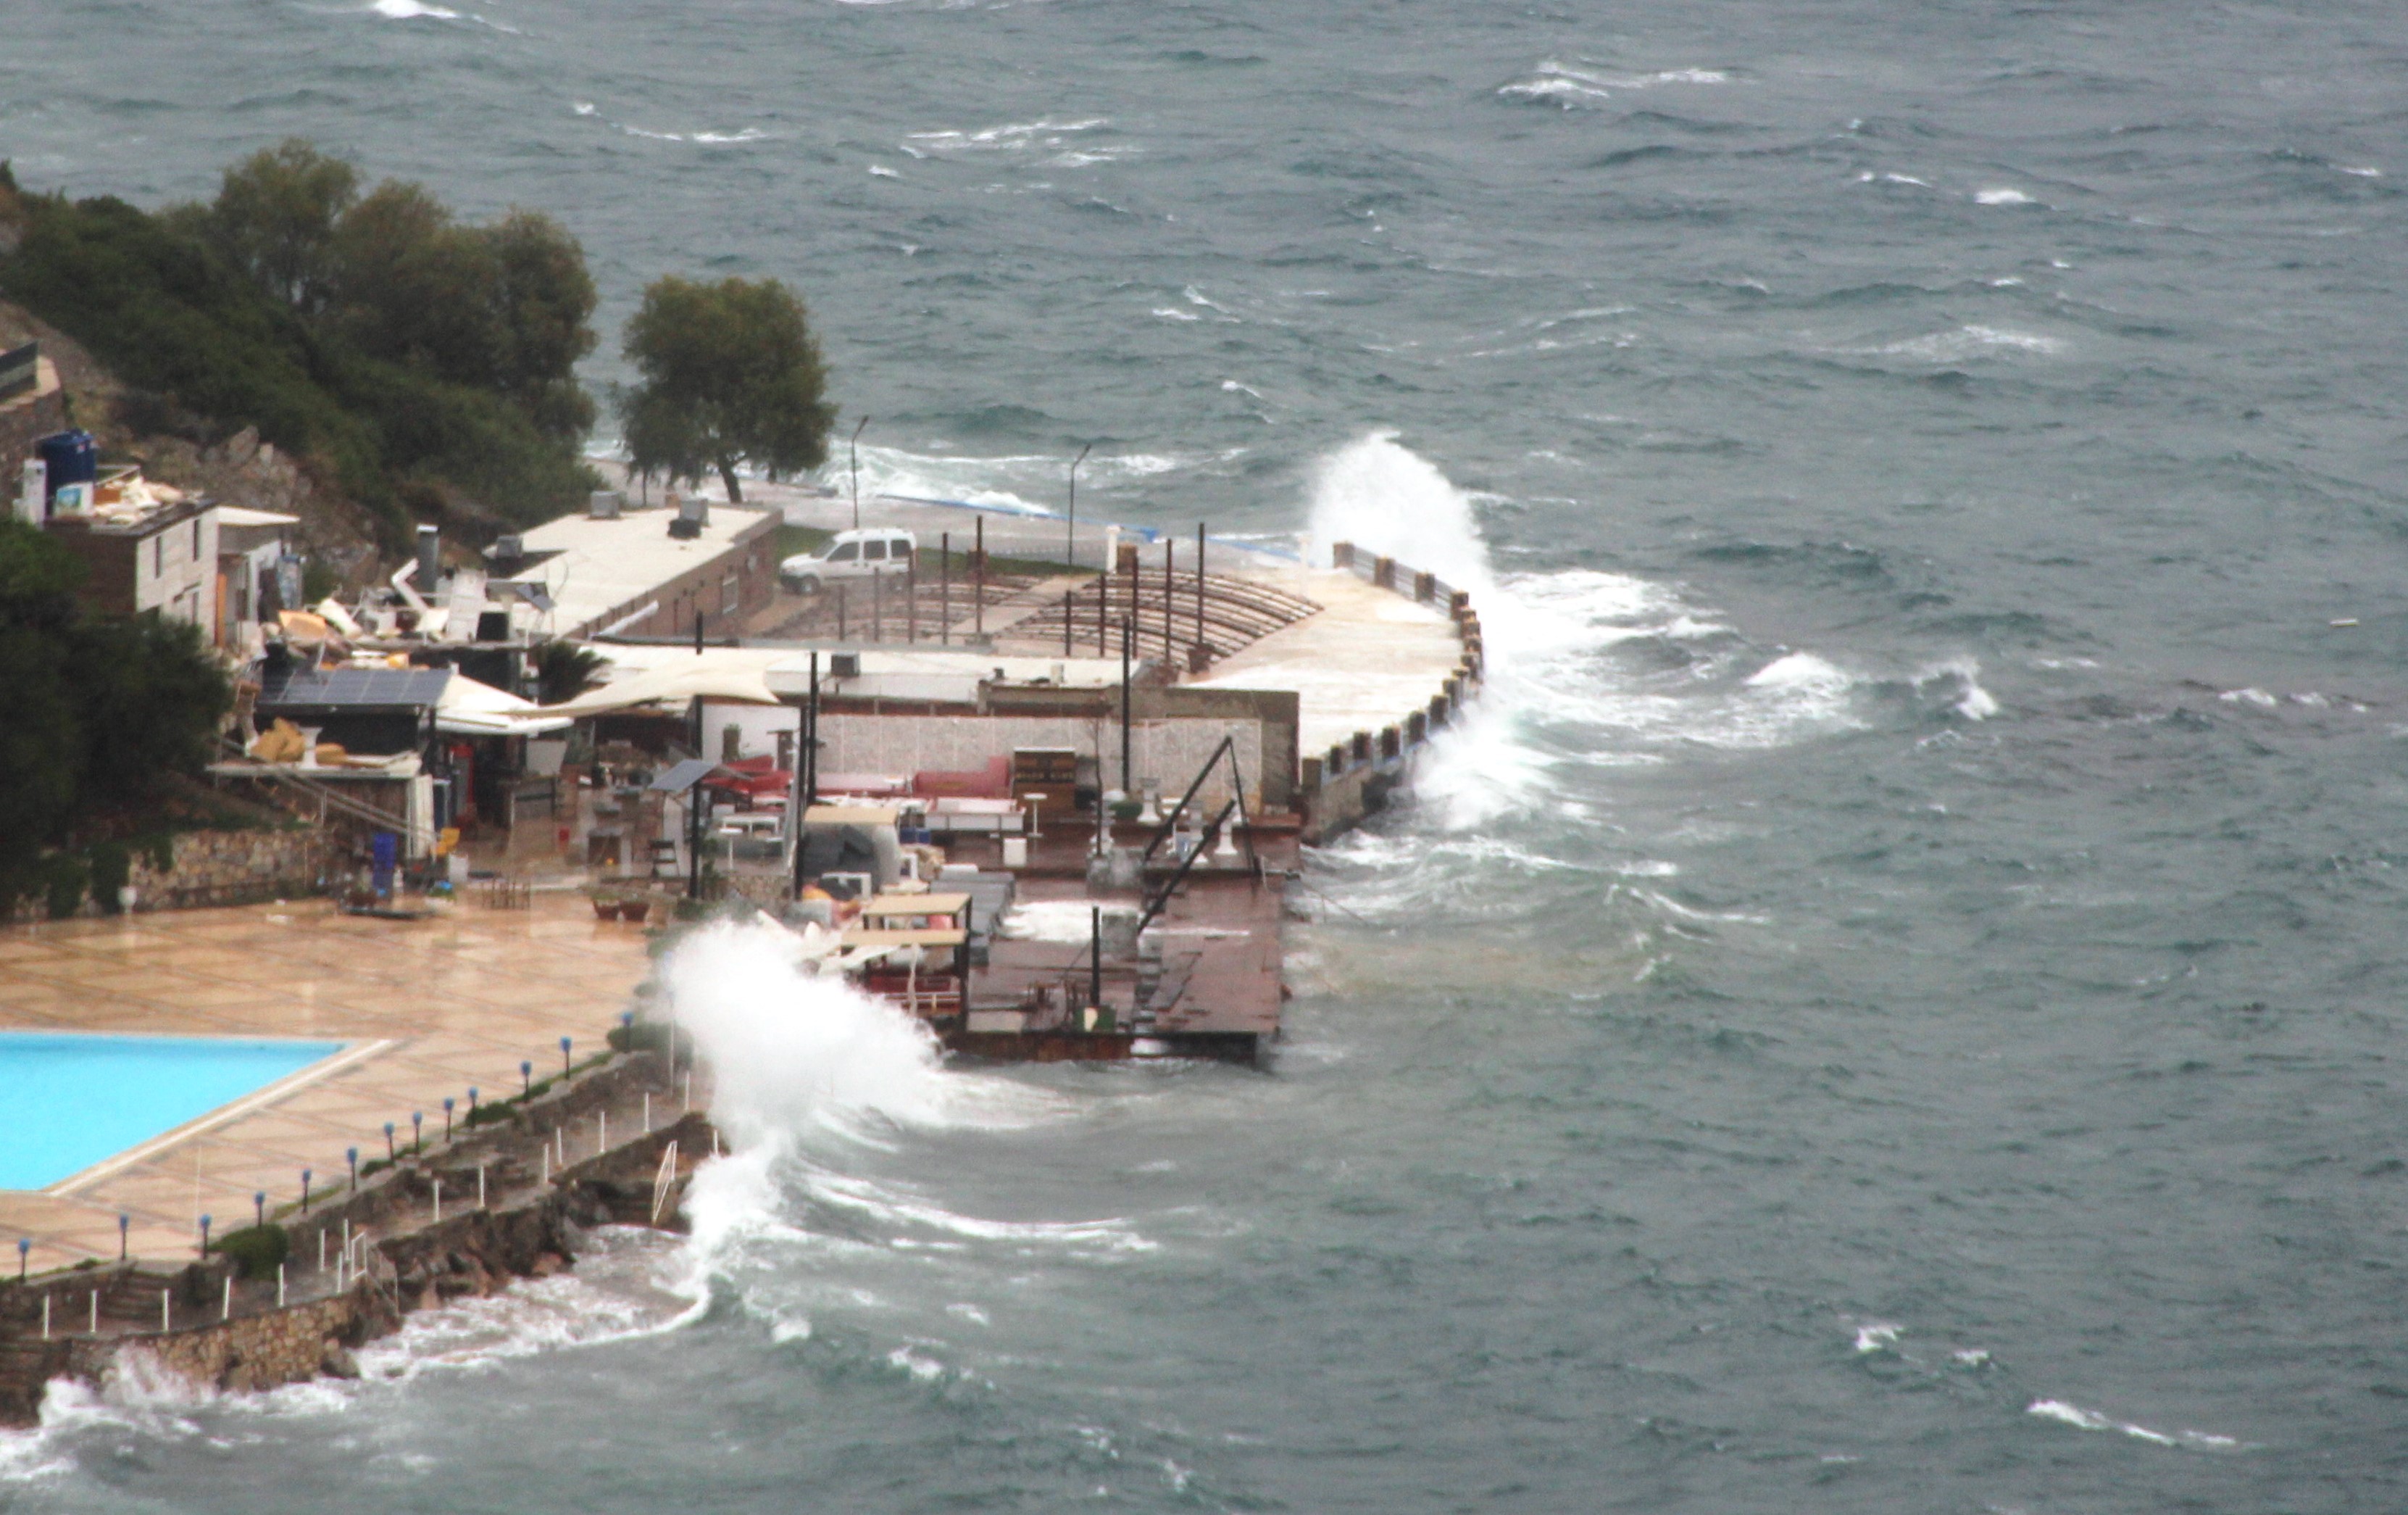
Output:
top-left (618, 275), bottom-right (835, 502)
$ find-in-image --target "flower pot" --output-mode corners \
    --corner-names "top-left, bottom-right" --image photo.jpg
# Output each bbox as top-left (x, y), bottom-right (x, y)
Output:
top-left (617, 900), bottom-right (651, 923)
top-left (590, 897), bottom-right (620, 919)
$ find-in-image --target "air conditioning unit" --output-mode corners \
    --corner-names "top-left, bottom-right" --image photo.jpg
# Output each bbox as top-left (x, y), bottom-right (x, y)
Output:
top-left (829, 652), bottom-right (861, 678)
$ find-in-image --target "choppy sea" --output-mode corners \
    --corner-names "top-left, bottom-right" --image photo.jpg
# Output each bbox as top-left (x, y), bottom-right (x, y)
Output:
top-left (7, 1), bottom-right (2408, 1508)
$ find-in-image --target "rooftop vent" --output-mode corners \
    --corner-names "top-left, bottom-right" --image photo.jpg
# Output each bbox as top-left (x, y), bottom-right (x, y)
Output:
top-left (588, 489), bottom-right (622, 520)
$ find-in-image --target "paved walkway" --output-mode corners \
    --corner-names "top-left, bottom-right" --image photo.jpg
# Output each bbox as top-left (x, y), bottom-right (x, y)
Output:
top-left (0, 896), bottom-right (652, 1276)
top-left (1195, 567), bottom-right (1464, 757)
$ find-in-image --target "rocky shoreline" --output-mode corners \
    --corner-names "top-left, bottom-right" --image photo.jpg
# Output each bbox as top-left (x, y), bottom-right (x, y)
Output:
top-left (0, 1047), bottom-right (715, 1427)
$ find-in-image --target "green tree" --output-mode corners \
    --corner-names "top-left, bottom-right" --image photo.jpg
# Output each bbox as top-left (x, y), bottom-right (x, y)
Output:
top-left (0, 523), bottom-right (230, 908)
top-left (620, 275), bottom-right (836, 503)
top-left (207, 139), bottom-right (357, 314)
top-left (487, 210), bottom-right (599, 443)
top-left (332, 181), bottom-right (502, 385)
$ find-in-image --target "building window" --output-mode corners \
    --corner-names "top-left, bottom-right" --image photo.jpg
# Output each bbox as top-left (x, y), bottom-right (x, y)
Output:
top-left (722, 573), bottom-right (738, 614)
top-left (154, 536), bottom-right (164, 578)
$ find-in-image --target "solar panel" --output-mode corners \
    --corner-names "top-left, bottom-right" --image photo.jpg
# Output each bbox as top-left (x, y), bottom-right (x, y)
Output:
top-left (258, 666), bottom-right (454, 710)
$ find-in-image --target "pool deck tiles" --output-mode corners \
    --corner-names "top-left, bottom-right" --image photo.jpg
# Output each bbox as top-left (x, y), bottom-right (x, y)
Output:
top-left (0, 895), bottom-right (654, 1277)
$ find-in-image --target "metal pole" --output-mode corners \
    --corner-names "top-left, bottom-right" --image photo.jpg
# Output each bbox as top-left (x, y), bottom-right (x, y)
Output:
top-left (836, 584), bottom-right (847, 641)
top-left (790, 650), bottom-right (817, 899)
top-left (1197, 521), bottom-right (1207, 658)
top-left (849, 416), bottom-right (868, 531)
top-left (1164, 540), bottom-right (1174, 661)
top-left (871, 567), bottom-right (881, 644)
top-left (940, 531), bottom-right (951, 645)
top-left (805, 652), bottom-right (820, 808)
top-left (1067, 443), bottom-right (1091, 568)
top-left (1089, 905), bottom-right (1102, 1013)
top-left (907, 551), bottom-right (917, 644)
top-left (1120, 616), bottom-right (1133, 797)
top-left (694, 610), bottom-right (704, 655)
top-left (974, 517), bottom-right (986, 639)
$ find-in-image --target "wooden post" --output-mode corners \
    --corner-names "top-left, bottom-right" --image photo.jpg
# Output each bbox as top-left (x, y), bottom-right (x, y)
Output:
top-left (1196, 521), bottom-right (1207, 658)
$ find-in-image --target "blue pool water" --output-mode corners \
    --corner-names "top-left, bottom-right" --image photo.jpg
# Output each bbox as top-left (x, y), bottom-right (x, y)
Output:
top-left (0, 1034), bottom-right (344, 1191)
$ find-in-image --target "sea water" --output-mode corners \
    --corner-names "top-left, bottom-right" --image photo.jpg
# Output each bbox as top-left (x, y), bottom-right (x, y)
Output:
top-left (4, 1), bottom-right (2406, 1508)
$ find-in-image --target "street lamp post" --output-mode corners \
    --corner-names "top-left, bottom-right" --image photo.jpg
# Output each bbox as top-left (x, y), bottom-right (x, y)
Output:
top-left (849, 417), bottom-right (870, 530)
top-left (1067, 443), bottom-right (1092, 569)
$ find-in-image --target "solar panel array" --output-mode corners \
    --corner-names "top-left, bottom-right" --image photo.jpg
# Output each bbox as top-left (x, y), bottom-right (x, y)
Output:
top-left (257, 666), bottom-right (454, 710)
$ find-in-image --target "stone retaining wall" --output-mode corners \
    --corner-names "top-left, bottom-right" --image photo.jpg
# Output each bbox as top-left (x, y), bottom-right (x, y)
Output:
top-left (5, 826), bottom-right (336, 924)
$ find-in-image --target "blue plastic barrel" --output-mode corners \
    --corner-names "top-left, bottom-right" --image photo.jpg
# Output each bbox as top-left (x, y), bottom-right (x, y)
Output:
top-left (36, 431), bottom-right (96, 500)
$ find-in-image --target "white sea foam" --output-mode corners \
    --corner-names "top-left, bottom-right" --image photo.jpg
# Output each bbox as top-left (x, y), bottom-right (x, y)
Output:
top-left (868, 164), bottom-right (900, 178)
top-left (1976, 187), bottom-right (2036, 205)
top-left (1853, 1321), bottom-right (1903, 1353)
top-left (370, 0), bottom-right (457, 18)
top-left (661, 921), bottom-right (1060, 1149)
top-left (1877, 325), bottom-right (2064, 361)
top-left (2027, 1398), bottom-right (2238, 1450)
top-left (1499, 60), bottom-right (1728, 104)
top-left (1916, 655), bottom-right (1999, 720)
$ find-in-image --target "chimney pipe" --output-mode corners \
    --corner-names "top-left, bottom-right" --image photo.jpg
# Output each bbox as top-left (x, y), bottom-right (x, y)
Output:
top-left (414, 525), bottom-right (441, 589)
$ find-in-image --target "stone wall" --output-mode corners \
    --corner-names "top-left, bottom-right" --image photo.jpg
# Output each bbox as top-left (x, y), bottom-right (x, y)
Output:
top-left (2, 826), bottom-right (335, 925)
top-left (128, 826), bottom-right (338, 912)
top-left (115, 1292), bottom-right (372, 1396)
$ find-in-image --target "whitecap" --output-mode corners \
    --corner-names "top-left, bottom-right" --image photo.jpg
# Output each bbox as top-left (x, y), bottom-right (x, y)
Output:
top-left (572, 101), bottom-right (596, 116)
top-left (370, 0), bottom-right (457, 17)
top-left (2219, 686), bottom-right (2279, 707)
top-left (1976, 187), bottom-right (2035, 205)
top-left (1853, 1321), bottom-right (1903, 1353)
top-left (2026, 1398), bottom-right (2238, 1450)
top-left (1882, 173), bottom-right (1932, 187)
top-left (1152, 307), bottom-right (1201, 321)
top-left (2339, 165), bottom-right (2382, 177)
top-left (868, 165), bottom-right (899, 178)
top-left (1876, 325), bottom-right (2064, 360)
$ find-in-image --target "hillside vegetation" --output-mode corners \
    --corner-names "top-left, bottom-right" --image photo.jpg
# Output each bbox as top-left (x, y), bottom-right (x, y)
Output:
top-left (0, 144), bottom-right (601, 551)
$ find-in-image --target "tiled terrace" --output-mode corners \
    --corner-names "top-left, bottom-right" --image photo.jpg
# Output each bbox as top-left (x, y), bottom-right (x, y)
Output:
top-left (0, 895), bottom-right (652, 1276)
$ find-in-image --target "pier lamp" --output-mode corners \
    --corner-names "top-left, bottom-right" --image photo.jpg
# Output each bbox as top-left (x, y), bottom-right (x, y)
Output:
top-left (301, 1169), bottom-right (312, 1212)
top-left (384, 1123), bottom-right (396, 1161)
top-left (117, 1213), bottom-right (129, 1262)
top-left (15, 1238), bottom-right (25, 1282)
top-left (443, 1097), bottom-right (456, 1142)
top-left (347, 1147), bottom-right (359, 1190)
top-left (411, 1112), bottom-right (423, 1152)
top-left (253, 1192), bottom-right (265, 1231)
top-left (198, 1216), bottom-right (212, 1257)
top-left (468, 1087), bottom-right (479, 1118)
top-left (560, 1035), bottom-right (572, 1078)
top-left (521, 1060), bottom-right (533, 1097)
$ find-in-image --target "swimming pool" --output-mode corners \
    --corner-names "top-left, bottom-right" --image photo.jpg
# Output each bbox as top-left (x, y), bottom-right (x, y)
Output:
top-left (0, 1032), bottom-right (345, 1191)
